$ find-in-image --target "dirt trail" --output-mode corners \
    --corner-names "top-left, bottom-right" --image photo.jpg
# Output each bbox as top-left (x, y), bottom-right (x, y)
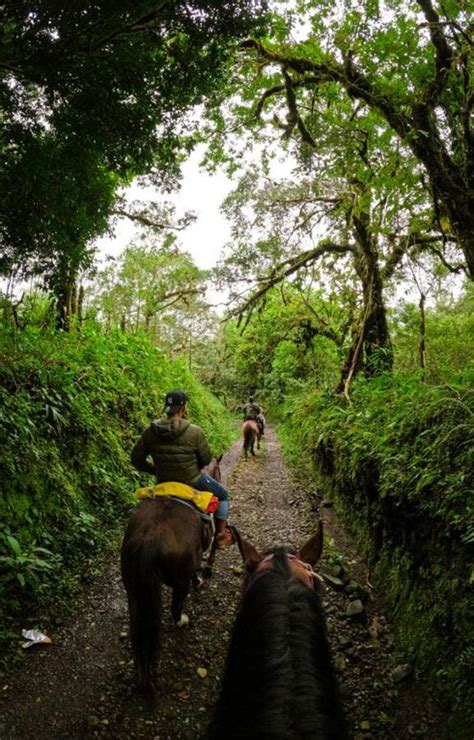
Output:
top-left (0, 428), bottom-right (446, 739)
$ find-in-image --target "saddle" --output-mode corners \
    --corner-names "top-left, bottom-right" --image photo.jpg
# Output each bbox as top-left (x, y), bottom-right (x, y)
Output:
top-left (134, 481), bottom-right (218, 522)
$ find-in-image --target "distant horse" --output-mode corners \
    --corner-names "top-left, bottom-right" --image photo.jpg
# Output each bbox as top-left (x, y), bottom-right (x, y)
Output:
top-left (208, 521), bottom-right (347, 739)
top-left (121, 456), bottom-right (222, 696)
top-left (242, 419), bottom-right (260, 459)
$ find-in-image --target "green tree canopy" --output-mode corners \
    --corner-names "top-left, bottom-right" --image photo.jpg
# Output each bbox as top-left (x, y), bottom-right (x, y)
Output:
top-left (233, 0), bottom-right (473, 276)
top-left (0, 0), bottom-right (268, 296)
top-left (90, 236), bottom-right (213, 356)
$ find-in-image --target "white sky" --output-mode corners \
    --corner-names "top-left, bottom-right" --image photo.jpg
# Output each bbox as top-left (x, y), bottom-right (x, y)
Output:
top-left (95, 148), bottom-right (235, 271)
top-left (93, 145), bottom-right (300, 310)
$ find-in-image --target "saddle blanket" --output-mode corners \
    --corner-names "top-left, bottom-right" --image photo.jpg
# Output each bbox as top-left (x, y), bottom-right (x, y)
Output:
top-left (134, 481), bottom-right (218, 513)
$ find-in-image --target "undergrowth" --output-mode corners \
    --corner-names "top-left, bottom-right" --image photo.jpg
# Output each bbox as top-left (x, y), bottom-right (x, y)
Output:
top-left (0, 322), bottom-right (234, 665)
top-left (277, 372), bottom-right (474, 736)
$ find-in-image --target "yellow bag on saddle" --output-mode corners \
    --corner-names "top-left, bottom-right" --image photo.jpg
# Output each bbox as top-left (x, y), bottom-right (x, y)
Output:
top-left (134, 481), bottom-right (214, 512)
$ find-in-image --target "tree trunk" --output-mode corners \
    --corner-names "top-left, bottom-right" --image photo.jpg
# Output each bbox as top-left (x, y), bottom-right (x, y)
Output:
top-left (77, 285), bottom-right (84, 327)
top-left (454, 223), bottom-right (474, 281)
top-left (363, 268), bottom-right (393, 377)
top-left (336, 315), bottom-right (365, 395)
top-left (56, 286), bottom-right (71, 331)
top-left (336, 213), bottom-right (393, 395)
top-left (419, 292), bottom-right (426, 376)
top-left (408, 118), bottom-right (474, 279)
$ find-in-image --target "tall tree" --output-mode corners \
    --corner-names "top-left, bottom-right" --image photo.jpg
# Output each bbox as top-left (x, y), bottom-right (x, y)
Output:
top-left (0, 0), bottom-right (268, 312)
top-left (237, 0), bottom-right (473, 276)
top-left (215, 124), bottom-right (458, 391)
top-left (91, 237), bottom-right (212, 355)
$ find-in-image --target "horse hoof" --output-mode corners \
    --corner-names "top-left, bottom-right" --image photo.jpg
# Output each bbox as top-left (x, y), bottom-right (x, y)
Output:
top-left (193, 576), bottom-right (204, 590)
top-left (176, 613), bottom-right (190, 628)
top-left (202, 566), bottom-right (212, 579)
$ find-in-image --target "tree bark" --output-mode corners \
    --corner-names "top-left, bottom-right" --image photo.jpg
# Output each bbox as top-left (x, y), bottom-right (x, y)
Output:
top-left (336, 210), bottom-right (393, 394)
top-left (56, 283), bottom-right (73, 331)
top-left (363, 267), bottom-right (393, 377)
top-left (77, 285), bottom-right (84, 326)
top-left (419, 292), bottom-right (426, 376)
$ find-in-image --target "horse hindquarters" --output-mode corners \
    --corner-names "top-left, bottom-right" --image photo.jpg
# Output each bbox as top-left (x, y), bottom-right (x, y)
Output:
top-left (243, 425), bottom-right (256, 459)
top-left (121, 536), bottom-right (162, 695)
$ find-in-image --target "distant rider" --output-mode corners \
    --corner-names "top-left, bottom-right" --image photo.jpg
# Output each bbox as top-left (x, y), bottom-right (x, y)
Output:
top-left (131, 389), bottom-right (234, 549)
top-left (243, 396), bottom-right (265, 436)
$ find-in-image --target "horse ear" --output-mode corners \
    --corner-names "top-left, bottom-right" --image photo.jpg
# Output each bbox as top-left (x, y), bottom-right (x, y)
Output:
top-left (230, 526), bottom-right (262, 572)
top-left (297, 520), bottom-right (324, 566)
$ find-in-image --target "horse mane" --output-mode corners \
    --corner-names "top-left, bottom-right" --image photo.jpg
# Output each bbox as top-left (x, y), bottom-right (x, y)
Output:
top-left (209, 549), bottom-right (346, 739)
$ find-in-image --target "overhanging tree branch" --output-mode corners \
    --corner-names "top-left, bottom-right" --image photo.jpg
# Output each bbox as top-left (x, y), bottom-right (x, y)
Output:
top-left (383, 232), bottom-right (464, 278)
top-left (241, 34), bottom-right (474, 279)
top-left (241, 39), bottom-right (412, 140)
top-left (227, 240), bottom-right (351, 320)
top-left (112, 208), bottom-right (187, 231)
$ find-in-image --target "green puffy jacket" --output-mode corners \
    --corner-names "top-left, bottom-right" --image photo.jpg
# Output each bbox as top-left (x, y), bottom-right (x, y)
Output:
top-left (131, 418), bottom-right (212, 484)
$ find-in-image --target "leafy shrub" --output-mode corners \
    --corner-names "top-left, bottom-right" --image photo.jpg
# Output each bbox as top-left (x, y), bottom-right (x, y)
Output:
top-left (392, 285), bottom-right (474, 384)
top-left (0, 321), bottom-right (234, 655)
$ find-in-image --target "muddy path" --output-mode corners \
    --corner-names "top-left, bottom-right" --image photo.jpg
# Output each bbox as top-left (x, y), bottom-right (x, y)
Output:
top-left (0, 428), bottom-right (446, 739)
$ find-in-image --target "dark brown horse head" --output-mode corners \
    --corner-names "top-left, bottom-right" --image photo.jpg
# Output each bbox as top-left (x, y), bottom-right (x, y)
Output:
top-left (209, 518), bottom-right (347, 739)
top-left (230, 520), bottom-right (324, 590)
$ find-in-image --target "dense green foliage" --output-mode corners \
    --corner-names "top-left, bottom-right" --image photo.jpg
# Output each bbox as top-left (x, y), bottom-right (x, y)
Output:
top-left (91, 238), bottom-right (212, 356)
top-left (0, 315), bottom-right (234, 659)
top-left (392, 287), bottom-right (474, 384)
top-left (215, 287), bottom-right (345, 403)
top-left (209, 0), bottom-right (473, 278)
top-left (0, 1), bottom-right (472, 730)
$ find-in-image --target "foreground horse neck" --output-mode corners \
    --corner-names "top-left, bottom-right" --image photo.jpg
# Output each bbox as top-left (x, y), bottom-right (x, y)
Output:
top-left (209, 549), bottom-right (346, 739)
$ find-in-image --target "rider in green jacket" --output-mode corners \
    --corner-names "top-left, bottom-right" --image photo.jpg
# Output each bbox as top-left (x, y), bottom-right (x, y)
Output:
top-left (131, 389), bottom-right (234, 549)
top-left (243, 396), bottom-right (265, 436)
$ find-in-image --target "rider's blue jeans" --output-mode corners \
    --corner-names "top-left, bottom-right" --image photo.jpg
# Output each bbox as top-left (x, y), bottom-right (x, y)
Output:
top-left (193, 473), bottom-right (229, 521)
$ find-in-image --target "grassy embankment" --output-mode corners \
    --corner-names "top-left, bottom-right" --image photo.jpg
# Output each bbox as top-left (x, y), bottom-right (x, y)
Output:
top-left (0, 323), bottom-right (235, 664)
top-left (277, 374), bottom-right (473, 735)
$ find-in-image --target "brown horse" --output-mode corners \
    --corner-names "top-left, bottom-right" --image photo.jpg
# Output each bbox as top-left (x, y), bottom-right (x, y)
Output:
top-left (208, 521), bottom-right (347, 738)
top-left (242, 419), bottom-right (260, 459)
top-left (121, 456), bottom-right (222, 696)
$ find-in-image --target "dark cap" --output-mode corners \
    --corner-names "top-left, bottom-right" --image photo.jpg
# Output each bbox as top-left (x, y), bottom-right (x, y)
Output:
top-left (164, 389), bottom-right (188, 415)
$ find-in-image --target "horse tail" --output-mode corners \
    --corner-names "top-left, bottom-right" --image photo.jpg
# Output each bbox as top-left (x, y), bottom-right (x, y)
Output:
top-left (122, 536), bottom-right (162, 697)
